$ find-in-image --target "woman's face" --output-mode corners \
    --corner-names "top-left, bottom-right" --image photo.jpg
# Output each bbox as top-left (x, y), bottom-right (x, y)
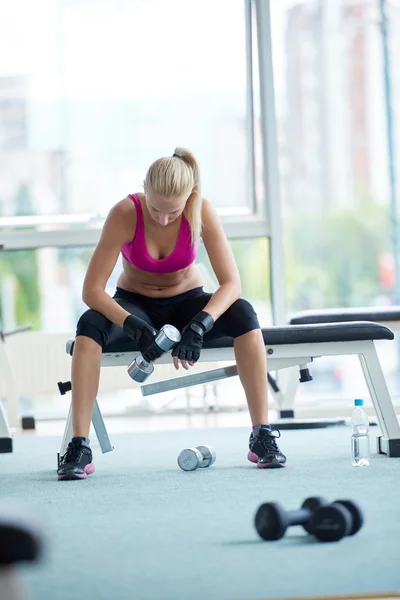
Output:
top-left (146, 194), bottom-right (187, 226)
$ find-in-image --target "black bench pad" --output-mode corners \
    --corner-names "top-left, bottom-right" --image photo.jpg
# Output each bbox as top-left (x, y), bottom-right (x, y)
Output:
top-left (290, 306), bottom-right (400, 325)
top-left (67, 321), bottom-right (393, 355)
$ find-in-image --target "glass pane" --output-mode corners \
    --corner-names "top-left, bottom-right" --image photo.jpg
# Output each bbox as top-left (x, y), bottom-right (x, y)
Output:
top-left (0, 0), bottom-right (250, 219)
top-left (197, 237), bottom-right (272, 326)
top-left (0, 239), bottom-right (272, 332)
top-left (270, 0), bottom-right (400, 407)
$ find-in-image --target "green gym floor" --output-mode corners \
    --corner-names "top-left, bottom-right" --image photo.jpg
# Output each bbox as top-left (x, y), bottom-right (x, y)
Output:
top-left (1, 423), bottom-right (399, 600)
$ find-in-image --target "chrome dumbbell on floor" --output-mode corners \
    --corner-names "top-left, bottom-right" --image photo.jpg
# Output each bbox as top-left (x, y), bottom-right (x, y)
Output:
top-left (177, 445), bottom-right (216, 471)
top-left (127, 324), bottom-right (181, 383)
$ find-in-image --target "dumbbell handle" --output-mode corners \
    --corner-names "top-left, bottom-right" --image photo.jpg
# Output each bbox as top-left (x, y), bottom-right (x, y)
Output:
top-left (140, 324), bottom-right (181, 366)
top-left (197, 454), bottom-right (210, 468)
top-left (127, 324), bottom-right (181, 382)
top-left (286, 508), bottom-right (313, 526)
top-left (130, 324), bottom-right (181, 367)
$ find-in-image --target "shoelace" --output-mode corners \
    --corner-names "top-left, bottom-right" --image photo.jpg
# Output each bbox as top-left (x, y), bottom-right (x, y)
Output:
top-left (62, 442), bottom-right (83, 464)
top-left (258, 429), bottom-right (281, 453)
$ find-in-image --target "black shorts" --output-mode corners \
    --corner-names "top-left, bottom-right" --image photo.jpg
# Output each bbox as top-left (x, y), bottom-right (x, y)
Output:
top-left (76, 286), bottom-right (260, 349)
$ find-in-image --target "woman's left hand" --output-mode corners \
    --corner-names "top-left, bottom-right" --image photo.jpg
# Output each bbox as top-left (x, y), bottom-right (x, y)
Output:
top-left (171, 311), bottom-right (214, 370)
top-left (171, 326), bottom-right (203, 370)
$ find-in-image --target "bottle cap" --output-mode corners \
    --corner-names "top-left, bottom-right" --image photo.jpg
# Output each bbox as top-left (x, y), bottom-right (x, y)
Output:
top-left (354, 399), bottom-right (364, 406)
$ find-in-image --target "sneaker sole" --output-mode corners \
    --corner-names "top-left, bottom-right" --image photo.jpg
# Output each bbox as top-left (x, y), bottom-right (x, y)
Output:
top-left (247, 451), bottom-right (286, 469)
top-left (58, 463), bottom-right (95, 481)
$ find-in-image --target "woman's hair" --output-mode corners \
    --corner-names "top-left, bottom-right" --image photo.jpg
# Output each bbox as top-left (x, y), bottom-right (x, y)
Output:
top-left (143, 147), bottom-right (202, 245)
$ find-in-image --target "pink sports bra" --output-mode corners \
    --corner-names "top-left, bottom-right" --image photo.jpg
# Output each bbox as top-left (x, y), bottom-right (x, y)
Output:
top-left (120, 194), bottom-right (199, 274)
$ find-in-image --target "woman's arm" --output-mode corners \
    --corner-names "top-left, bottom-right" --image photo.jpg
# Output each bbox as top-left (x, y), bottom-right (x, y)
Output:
top-left (200, 199), bottom-right (242, 321)
top-left (82, 198), bottom-right (136, 328)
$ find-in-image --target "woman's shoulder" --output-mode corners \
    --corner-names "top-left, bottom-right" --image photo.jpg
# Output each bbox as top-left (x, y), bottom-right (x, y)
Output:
top-left (201, 198), bottom-right (220, 224)
top-left (113, 194), bottom-right (140, 215)
top-left (106, 195), bottom-right (138, 232)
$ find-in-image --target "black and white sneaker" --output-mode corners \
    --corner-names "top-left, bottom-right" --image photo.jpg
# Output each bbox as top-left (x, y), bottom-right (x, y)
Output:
top-left (248, 428), bottom-right (286, 468)
top-left (57, 439), bottom-right (95, 481)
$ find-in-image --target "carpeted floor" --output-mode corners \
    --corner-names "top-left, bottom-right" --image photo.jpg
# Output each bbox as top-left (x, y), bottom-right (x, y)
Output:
top-left (1, 425), bottom-right (399, 600)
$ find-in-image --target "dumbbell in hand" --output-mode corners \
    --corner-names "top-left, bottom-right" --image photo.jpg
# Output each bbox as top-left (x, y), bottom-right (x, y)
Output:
top-left (127, 324), bottom-right (181, 383)
top-left (177, 445), bottom-right (216, 471)
top-left (255, 497), bottom-right (364, 542)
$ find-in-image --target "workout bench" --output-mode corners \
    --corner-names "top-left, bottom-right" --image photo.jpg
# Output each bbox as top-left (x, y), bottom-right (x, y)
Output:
top-left (273, 307), bottom-right (400, 429)
top-left (58, 321), bottom-right (400, 460)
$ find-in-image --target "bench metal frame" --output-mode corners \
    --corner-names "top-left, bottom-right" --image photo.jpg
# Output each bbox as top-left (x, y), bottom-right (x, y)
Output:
top-left (0, 400), bottom-right (12, 453)
top-left (279, 319), bottom-right (400, 434)
top-left (59, 337), bottom-right (400, 459)
top-left (0, 326), bottom-right (31, 454)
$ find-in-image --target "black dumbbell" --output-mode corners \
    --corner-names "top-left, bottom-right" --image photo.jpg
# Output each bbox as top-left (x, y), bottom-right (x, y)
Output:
top-left (255, 496), bottom-right (328, 541)
top-left (309, 499), bottom-right (364, 542)
top-left (0, 506), bottom-right (43, 600)
top-left (255, 497), bottom-right (364, 542)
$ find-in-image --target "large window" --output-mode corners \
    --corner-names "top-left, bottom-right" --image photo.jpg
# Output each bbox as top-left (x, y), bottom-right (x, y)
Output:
top-left (0, 0), bottom-right (274, 336)
top-left (270, 0), bottom-right (400, 311)
top-left (0, 238), bottom-right (271, 333)
top-left (270, 0), bottom-right (400, 403)
top-left (0, 0), bottom-right (252, 220)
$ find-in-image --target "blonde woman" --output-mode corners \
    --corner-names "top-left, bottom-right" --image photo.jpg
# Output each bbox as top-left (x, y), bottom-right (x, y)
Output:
top-left (57, 148), bottom-right (286, 480)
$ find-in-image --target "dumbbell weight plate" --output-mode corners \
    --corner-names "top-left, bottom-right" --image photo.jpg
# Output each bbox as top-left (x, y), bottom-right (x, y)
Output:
top-left (301, 497), bottom-right (329, 534)
top-left (254, 502), bottom-right (288, 541)
top-left (177, 448), bottom-right (203, 471)
top-left (334, 500), bottom-right (364, 536)
top-left (155, 325), bottom-right (181, 350)
top-left (127, 357), bottom-right (154, 382)
top-left (310, 503), bottom-right (353, 542)
top-left (196, 445), bottom-right (216, 468)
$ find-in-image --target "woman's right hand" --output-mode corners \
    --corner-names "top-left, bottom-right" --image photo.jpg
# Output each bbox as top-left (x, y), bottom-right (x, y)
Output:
top-left (123, 315), bottom-right (164, 362)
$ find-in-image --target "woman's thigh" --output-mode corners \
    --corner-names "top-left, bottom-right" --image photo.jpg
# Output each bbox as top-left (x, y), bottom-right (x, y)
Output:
top-left (210, 298), bottom-right (260, 339)
top-left (76, 297), bottom-right (158, 348)
top-left (169, 292), bottom-right (260, 339)
top-left (168, 291), bottom-right (213, 332)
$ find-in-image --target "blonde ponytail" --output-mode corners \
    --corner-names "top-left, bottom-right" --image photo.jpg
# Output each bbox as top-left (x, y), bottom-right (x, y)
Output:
top-left (144, 147), bottom-right (202, 245)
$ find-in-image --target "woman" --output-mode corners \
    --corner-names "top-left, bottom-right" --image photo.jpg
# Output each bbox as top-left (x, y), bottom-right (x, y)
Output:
top-left (57, 148), bottom-right (286, 480)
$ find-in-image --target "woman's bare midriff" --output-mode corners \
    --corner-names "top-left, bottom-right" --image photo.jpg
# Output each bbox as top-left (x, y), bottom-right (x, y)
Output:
top-left (117, 259), bottom-right (204, 298)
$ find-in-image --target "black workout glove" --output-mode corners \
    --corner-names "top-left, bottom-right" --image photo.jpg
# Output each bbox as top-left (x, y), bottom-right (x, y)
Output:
top-left (172, 311), bottom-right (214, 364)
top-left (123, 315), bottom-right (164, 362)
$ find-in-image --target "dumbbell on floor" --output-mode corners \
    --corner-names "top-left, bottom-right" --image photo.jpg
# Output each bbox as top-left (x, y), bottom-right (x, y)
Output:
top-left (0, 506), bottom-right (43, 600)
top-left (127, 324), bottom-right (181, 383)
top-left (309, 499), bottom-right (364, 542)
top-left (255, 497), bottom-right (328, 541)
top-left (177, 445), bottom-right (216, 471)
top-left (255, 497), bottom-right (364, 542)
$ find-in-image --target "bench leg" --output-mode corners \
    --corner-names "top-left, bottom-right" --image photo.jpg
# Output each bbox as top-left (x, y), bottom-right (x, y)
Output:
top-left (0, 340), bottom-right (21, 429)
top-left (59, 404), bottom-right (73, 458)
top-left (59, 400), bottom-right (113, 462)
top-left (279, 367), bottom-right (301, 414)
top-left (91, 400), bottom-right (114, 454)
top-left (358, 344), bottom-right (400, 457)
top-left (0, 400), bottom-right (12, 453)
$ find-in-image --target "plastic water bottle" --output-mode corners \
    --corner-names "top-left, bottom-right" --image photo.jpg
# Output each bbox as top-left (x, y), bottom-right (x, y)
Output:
top-left (351, 399), bottom-right (370, 467)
